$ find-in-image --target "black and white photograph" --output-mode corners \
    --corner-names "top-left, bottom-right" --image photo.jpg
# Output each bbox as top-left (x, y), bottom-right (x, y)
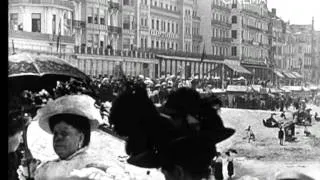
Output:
top-left (8, 0), bottom-right (320, 179)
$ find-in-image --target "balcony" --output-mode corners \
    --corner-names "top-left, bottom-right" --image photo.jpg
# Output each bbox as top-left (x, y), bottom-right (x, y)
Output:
top-left (211, 37), bottom-right (232, 43)
top-left (72, 20), bottom-right (86, 29)
top-left (150, 5), bottom-right (181, 15)
top-left (9, 0), bottom-right (73, 9)
top-left (211, 3), bottom-right (231, 12)
top-left (9, 30), bottom-right (75, 44)
top-left (211, 20), bottom-right (231, 27)
top-left (108, 1), bottom-right (120, 10)
top-left (192, 34), bottom-right (203, 41)
top-left (192, 16), bottom-right (201, 21)
top-left (108, 26), bottom-right (122, 34)
top-left (122, 29), bottom-right (135, 36)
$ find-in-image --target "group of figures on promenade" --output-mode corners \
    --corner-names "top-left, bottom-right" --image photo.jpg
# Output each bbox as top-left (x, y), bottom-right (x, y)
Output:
top-left (9, 51), bottom-right (318, 180)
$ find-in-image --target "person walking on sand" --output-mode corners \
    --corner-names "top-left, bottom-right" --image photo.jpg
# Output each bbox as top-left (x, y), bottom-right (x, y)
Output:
top-left (278, 126), bottom-right (284, 145)
top-left (213, 152), bottom-right (224, 180)
top-left (226, 151), bottom-right (234, 179)
top-left (246, 126), bottom-right (255, 143)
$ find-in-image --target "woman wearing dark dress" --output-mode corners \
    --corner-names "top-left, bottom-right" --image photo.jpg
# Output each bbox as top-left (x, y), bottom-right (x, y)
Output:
top-left (226, 151), bottom-right (234, 179)
top-left (214, 152), bottom-right (223, 180)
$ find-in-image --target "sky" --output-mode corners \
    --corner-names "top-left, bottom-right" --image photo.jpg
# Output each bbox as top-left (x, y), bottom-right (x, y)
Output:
top-left (267, 0), bottom-right (320, 30)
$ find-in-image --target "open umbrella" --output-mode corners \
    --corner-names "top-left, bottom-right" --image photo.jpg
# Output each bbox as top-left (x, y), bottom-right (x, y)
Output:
top-left (9, 53), bottom-right (90, 92)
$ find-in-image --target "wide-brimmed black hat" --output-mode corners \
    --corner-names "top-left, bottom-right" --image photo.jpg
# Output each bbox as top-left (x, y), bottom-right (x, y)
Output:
top-left (126, 88), bottom-right (235, 169)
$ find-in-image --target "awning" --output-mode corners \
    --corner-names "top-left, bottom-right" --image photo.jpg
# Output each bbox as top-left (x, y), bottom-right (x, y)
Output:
top-left (273, 70), bottom-right (285, 78)
top-left (226, 85), bottom-right (251, 92)
top-left (291, 71), bottom-right (303, 79)
top-left (251, 85), bottom-right (262, 92)
top-left (224, 63), bottom-right (251, 74)
top-left (282, 71), bottom-right (296, 79)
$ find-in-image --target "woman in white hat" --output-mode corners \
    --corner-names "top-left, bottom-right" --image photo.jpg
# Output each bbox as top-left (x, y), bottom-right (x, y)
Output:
top-left (18, 94), bottom-right (110, 180)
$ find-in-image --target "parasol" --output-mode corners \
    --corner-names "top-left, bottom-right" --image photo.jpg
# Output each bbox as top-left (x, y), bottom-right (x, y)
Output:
top-left (9, 53), bottom-right (90, 92)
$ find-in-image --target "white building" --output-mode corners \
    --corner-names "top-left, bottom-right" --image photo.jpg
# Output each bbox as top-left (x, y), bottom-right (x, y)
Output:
top-left (8, 0), bottom-right (82, 57)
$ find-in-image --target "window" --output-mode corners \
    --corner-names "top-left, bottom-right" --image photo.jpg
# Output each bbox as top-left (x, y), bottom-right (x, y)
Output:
top-left (170, 5), bottom-right (172, 10)
top-left (123, 0), bottom-right (129, 5)
top-left (231, 30), bottom-right (237, 39)
top-left (52, 15), bottom-right (56, 35)
top-left (176, 43), bottom-right (178, 50)
top-left (176, 24), bottom-right (178, 33)
top-left (141, 18), bottom-right (144, 26)
top-left (145, 0), bottom-right (147, 5)
top-left (167, 42), bottom-right (170, 49)
top-left (100, 17), bottom-right (105, 25)
top-left (94, 9), bottom-right (98, 24)
top-left (167, 22), bottom-right (170, 32)
top-left (151, 40), bottom-right (154, 48)
top-left (154, 1), bottom-right (157, 6)
top-left (232, 16), bottom-right (237, 24)
top-left (160, 2), bottom-right (163, 8)
top-left (145, 38), bottom-right (147, 48)
top-left (32, 13), bottom-right (41, 32)
top-left (174, 6), bottom-right (176, 11)
top-left (10, 13), bottom-right (18, 31)
top-left (231, 46), bottom-right (237, 56)
top-left (87, 8), bottom-right (93, 23)
top-left (172, 23), bottom-right (174, 33)
top-left (100, 9), bottom-right (105, 25)
top-left (123, 15), bottom-right (130, 29)
top-left (156, 20), bottom-right (159, 30)
top-left (166, 4), bottom-right (168, 9)
top-left (145, 18), bottom-right (147, 27)
top-left (152, 19), bottom-right (154, 29)
top-left (156, 41), bottom-right (159, 48)
top-left (171, 42), bottom-right (174, 49)
top-left (161, 21), bottom-right (164, 31)
top-left (123, 38), bottom-right (130, 49)
top-left (141, 38), bottom-right (144, 48)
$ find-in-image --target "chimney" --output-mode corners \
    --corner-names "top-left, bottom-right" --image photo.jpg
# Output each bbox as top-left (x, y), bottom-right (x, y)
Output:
top-left (271, 8), bottom-right (276, 17)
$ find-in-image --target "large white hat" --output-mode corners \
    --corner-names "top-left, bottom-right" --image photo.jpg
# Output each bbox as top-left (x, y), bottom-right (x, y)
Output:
top-left (34, 94), bottom-right (103, 134)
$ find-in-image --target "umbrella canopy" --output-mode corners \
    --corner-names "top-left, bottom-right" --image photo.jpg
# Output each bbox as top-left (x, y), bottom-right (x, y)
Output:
top-left (9, 53), bottom-right (90, 92)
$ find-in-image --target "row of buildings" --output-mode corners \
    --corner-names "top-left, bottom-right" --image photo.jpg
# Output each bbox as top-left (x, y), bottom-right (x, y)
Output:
top-left (8, 0), bottom-right (320, 87)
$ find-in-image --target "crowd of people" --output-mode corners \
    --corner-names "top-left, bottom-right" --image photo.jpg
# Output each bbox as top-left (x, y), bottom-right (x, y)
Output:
top-left (8, 73), bottom-right (318, 180)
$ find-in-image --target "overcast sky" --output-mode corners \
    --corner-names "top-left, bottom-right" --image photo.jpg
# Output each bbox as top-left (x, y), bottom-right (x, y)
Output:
top-left (267, 0), bottom-right (320, 30)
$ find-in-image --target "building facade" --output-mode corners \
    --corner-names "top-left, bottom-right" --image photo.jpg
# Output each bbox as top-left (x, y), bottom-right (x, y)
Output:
top-left (230, 0), bottom-right (270, 81)
top-left (198, 0), bottom-right (231, 58)
top-left (8, 0), bottom-right (81, 56)
top-left (122, 0), bottom-right (137, 50)
top-left (78, 0), bottom-right (122, 54)
top-left (288, 24), bottom-right (313, 83)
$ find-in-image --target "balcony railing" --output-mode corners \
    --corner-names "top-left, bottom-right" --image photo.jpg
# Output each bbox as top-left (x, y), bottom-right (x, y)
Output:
top-left (211, 37), bottom-right (232, 43)
top-left (192, 16), bottom-right (201, 21)
top-left (211, 3), bottom-right (231, 12)
top-left (150, 4), bottom-right (181, 15)
top-left (108, 26), bottom-right (122, 34)
top-left (122, 29), bottom-right (135, 35)
top-left (211, 20), bottom-right (231, 27)
top-left (72, 20), bottom-right (86, 29)
top-left (73, 46), bottom-right (227, 61)
top-left (192, 34), bottom-right (203, 41)
top-left (9, 0), bottom-right (73, 9)
top-left (9, 30), bottom-right (75, 44)
top-left (108, 1), bottom-right (120, 9)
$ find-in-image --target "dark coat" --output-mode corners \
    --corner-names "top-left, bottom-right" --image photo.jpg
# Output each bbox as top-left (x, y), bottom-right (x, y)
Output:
top-left (278, 129), bottom-right (284, 139)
